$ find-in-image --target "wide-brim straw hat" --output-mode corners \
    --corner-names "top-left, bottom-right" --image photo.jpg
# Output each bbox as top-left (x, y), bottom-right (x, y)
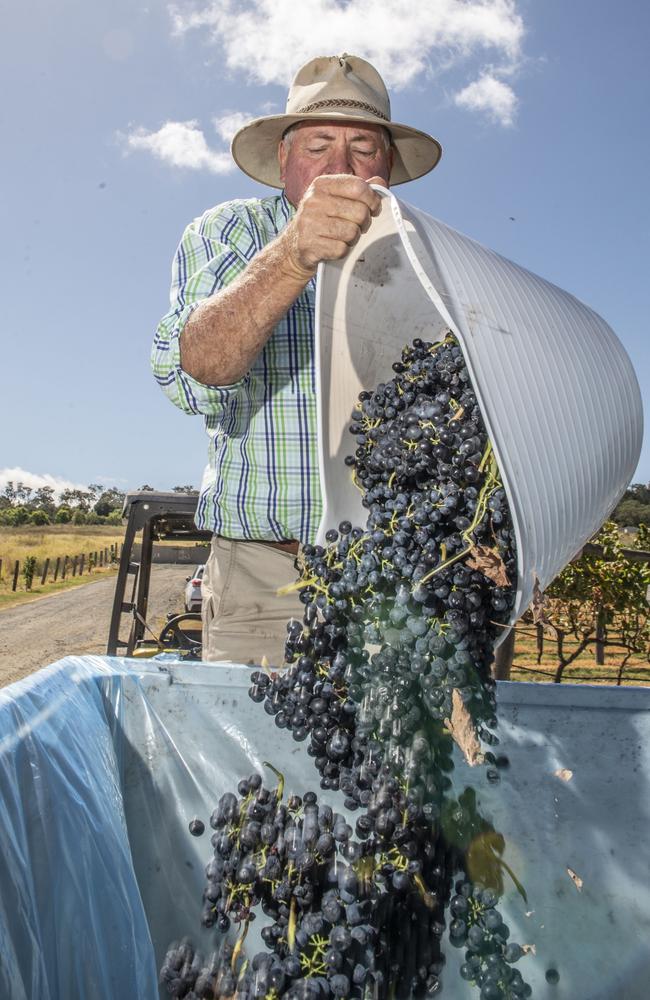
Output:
top-left (231, 54), bottom-right (442, 188)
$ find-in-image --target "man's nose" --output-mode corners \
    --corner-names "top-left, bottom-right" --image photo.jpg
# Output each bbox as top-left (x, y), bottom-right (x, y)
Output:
top-left (326, 146), bottom-right (354, 175)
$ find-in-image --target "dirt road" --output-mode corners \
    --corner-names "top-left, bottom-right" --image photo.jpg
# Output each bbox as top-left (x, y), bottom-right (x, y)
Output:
top-left (0, 565), bottom-right (190, 688)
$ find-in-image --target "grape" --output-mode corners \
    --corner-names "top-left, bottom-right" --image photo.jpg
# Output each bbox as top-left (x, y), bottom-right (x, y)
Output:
top-left (162, 335), bottom-right (532, 1000)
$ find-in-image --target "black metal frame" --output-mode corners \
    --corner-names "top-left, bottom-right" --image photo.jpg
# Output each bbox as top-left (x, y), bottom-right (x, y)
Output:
top-left (107, 491), bottom-right (212, 656)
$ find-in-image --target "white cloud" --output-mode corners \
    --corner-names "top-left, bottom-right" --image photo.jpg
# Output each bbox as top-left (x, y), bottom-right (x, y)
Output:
top-left (213, 111), bottom-right (251, 143)
top-left (454, 71), bottom-right (517, 125)
top-left (126, 0), bottom-right (526, 176)
top-left (169, 0), bottom-right (524, 92)
top-left (0, 468), bottom-right (89, 501)
top-left (123, 120), bottom-right (235, 173)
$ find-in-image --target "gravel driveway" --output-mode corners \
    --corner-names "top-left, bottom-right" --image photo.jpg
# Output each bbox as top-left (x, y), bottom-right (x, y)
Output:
top-left (0, 565), bottom-right (191, 689)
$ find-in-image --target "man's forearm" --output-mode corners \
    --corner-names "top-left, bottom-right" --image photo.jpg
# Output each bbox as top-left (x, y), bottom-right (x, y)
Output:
top-left (179, 228), bottom-right (314, 386)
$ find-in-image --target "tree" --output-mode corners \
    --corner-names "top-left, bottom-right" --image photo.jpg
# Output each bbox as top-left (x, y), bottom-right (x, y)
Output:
top-left (94, 488), bottom-right (126, 517)
top-left (59, 488), bottom-right (94, 512)
top-left (29, 509), bottom-right (51, 525)
top-left (611, 498), bottom-right (650, 528)
top-left (14, 482), bottom-right (33, 506)
top-left (628, 482), bottom-right (650, 505)
top-left (539, 521), bottom-right (650, 684)
top-left (2, 481), bottom-right (16, 505)
top-left (55, 507), bottom-right (72, 524)
top-left (138, 484), bottom-right (155, 492)
top-left (611, 482), bottom-right (650, 527)
top-left (32, 486), bottom-right (56, 514)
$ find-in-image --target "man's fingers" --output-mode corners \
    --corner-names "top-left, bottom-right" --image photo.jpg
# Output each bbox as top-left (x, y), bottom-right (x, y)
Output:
top-left (302, 236), bottom-right (355, 268)
top-left (315, 193), bottom-right (373, 228)
top-left (314, 217), bottom-right (362, 247)
top-left (309, 174), bottom-right (382, 214)
top-left (365, 176), bottom-right (388, 214)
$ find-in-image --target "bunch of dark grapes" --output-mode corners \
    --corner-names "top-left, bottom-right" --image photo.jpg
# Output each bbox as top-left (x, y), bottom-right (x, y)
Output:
top-left (161, 334), bottom-right (533, 1000)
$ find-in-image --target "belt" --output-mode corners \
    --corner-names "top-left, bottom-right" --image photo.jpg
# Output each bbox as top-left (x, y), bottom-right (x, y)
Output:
top-left (218, 536), bottom-right (299, 556)
top-left (260, 539), bottom-right (300, 556)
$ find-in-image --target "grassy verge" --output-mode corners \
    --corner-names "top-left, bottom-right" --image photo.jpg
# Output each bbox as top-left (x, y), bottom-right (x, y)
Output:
top-left (0, 567), bottom-right (119, 611)
top-left (0, 525), bottom-right (124, 607)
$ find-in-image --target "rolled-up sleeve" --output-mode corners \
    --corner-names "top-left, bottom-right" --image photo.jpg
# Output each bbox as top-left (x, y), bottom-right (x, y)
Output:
top-left (151, 205), bottom-right (253, 417)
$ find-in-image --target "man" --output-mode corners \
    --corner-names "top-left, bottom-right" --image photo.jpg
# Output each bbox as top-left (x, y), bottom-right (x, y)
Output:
top-left (152, 54), bottom-right (442, 665)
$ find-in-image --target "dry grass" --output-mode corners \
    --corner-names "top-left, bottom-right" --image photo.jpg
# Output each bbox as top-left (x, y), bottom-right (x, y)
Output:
top-left (0, 524), bottom-right (124, 565)
top-left (511, 624), bottom-right (650, 686)
top-left (0, 525), bottom-right (125, 602)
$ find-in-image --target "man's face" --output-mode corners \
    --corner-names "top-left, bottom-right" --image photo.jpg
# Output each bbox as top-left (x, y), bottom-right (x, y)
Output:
top-left (278, 121), bottom-right (393, 206)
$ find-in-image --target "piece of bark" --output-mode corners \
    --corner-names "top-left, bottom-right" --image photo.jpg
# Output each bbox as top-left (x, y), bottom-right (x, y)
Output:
top-left (531, 576), bottom-right (558, 638)
top-left (444, 689), bottom-right (484, 766)
top-left (567, 867), bottom-right (583, 891)
top-left (466, 545), bottom-right (511, 587)
top-left (554, 768), bottom-right (573, 782)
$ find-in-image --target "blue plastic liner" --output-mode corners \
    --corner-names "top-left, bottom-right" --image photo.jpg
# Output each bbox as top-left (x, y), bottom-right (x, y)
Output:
top-left (2, 656), bottom-right (650, 1000)
top-left (0, 658), bottom-right (158, 1000)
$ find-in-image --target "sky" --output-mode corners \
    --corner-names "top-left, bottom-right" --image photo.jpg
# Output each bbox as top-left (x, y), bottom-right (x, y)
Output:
top-left (2, 0), bottom-right (648, 499)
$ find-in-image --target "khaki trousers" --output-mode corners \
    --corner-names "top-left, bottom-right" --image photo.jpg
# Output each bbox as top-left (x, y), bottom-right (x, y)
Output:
top-left (201, 537), bottom-right (304, 666)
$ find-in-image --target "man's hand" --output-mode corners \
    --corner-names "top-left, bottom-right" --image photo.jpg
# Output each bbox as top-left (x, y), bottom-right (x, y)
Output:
top-left (280, 175), bottom-right (385, 280)
top-left (180, 176), bottom-right (385, 385)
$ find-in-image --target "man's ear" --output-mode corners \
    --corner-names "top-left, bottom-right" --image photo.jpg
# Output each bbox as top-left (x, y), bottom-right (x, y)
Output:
top-left (386, 144), bottom-right (395, 184)
top-left (278, 140), bottom-right (287, 183)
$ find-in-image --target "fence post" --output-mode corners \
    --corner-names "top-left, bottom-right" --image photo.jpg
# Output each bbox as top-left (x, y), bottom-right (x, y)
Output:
top-left (536, 623), bottom-right (544, 663)
top-left (62, 556), bottom-right (68, 580)
top-left (12, 561), bottom-right (20, 591)
top-left (99, 550), bottom-right (104, 567)
top-left (492, 627), bottom-right (516, 680)
top-left (79, 554), bottom-right (84, 576)
top-left (595, 606), bottom-right (606, 666)
top-left (72, 556), bottom-right (78, 577)
top-left (54, 556), bottom-right (61, 581)
top-left (0, 557), bottom-right (3, 579)
top-left (41, 558), bottom-right (50, 586)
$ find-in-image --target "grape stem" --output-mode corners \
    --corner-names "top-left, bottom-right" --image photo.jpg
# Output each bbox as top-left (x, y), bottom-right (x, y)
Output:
top-left (262, 760), bottom-right (285, 801)
top-left (231, 919), bottom-right (250, 972)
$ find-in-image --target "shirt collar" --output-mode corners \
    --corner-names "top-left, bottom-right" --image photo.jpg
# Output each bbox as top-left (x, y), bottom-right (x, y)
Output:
top-left (279, 189), bottom-right (296, 222)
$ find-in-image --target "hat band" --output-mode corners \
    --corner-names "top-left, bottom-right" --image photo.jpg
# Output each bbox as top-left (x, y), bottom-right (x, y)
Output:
top-left (294, 98), bottom-right (390, 122)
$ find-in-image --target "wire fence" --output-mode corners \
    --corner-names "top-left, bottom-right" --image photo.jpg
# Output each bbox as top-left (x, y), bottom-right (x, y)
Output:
top-left (0, 544), bottom-right (123, 592)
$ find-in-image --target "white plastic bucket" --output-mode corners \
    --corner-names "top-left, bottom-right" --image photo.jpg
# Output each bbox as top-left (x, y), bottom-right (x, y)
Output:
top-left (315, 188), bottom-right (643, 621)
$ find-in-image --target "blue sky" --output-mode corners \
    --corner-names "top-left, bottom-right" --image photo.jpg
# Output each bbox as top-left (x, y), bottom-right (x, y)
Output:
top-left (2, 0), bottom-right (648, 498)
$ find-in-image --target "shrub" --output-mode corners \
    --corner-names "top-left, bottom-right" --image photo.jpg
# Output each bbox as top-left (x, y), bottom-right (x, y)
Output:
top-left (29, 510), bottom-right (51, 526)
top-left (55, 507), bottom-right (72, 523)
top-left (72, 510), bottom-right (87, 525)
top-left (23, 555), bottom-right (37, 590)
top-left (7, 507), bottom-right (29, 526)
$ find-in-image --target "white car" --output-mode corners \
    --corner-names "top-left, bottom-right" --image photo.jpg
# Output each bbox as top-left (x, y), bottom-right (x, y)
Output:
top-left (184, 565), bottom-right (204, 613)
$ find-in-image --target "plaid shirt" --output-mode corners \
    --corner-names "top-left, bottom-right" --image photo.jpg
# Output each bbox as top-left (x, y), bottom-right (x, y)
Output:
top-left (152, 192), bottom-right (322, 543)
